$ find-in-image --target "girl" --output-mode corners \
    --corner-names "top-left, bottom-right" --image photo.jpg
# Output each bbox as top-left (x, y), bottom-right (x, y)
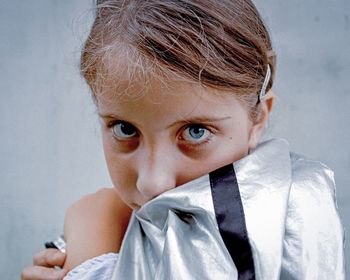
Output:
top-left (22, 0), bottom-right (345, 279)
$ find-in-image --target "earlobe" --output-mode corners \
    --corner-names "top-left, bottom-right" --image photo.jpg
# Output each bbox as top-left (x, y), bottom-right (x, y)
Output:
top-left (248, 90), bottom-right (275, 150)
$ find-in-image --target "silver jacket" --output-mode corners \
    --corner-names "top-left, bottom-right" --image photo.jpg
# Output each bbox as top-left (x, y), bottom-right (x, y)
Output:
top-left (111, 138), bottom-right (345, 279)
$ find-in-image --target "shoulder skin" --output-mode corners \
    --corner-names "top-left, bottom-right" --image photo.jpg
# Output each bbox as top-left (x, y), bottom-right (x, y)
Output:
top-left (63, 188), bottom-right (132, 271)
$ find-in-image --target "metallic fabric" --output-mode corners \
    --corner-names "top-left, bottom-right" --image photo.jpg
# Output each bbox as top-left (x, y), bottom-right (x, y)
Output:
top-left (111, 138), bottom-right (345, 279)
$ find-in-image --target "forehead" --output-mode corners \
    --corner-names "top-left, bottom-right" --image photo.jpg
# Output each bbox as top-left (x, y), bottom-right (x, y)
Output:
top-left (94, 47), bottom-right (248, 120)
top-left (97, 76), bottom-right (225, 112)
top-left (96, 56), bottom-right (220, 105)
top-left (96, 78), bottom-right (251, 133)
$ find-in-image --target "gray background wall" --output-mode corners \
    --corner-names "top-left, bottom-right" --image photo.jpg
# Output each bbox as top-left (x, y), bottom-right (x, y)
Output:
top-left (0, 0), bottom-right (349, 278)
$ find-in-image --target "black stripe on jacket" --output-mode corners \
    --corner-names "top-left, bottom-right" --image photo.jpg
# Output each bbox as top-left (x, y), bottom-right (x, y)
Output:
top-left (209, 164), bottom-right (255, 280)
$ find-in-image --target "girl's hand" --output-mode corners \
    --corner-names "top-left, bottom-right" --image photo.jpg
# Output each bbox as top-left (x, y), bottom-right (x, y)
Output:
top-left (21, 248), bottom-right (67, 280)
top-left (63, 188), bottom-right (132, 271)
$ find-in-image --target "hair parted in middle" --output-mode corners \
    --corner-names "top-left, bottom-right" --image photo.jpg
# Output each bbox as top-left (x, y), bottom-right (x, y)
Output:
top-left (81, 0), bottom-right (276, 120)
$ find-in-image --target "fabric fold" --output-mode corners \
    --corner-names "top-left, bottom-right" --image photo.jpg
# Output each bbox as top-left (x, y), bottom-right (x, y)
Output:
top-left (111, 138), bottom-right (345, 280)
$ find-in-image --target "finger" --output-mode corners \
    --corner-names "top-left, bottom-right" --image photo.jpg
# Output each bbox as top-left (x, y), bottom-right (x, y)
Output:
top-left (33, 249), bottom-right (66, 267)
top-left (21, 266), bottom-right (67, 280)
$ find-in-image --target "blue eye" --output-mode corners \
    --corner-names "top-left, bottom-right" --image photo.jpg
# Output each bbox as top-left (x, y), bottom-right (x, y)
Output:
top-left (182, 125), bottom-right (210, 143)
top-left (112, 122), bottom-right (137, 138)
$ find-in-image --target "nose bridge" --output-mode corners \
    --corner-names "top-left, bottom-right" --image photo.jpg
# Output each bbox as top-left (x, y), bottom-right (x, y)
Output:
top-left (136, 140), bottom-right (176, 199)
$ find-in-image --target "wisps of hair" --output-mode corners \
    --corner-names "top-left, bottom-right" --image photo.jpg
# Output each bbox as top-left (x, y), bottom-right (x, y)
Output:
top-left (81, 0), bottom-right (276, 119)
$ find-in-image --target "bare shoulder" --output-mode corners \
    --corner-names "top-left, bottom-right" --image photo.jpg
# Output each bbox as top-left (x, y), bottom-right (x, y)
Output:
top-left (63, 188), bottom-right (132, 271)
top-left (68, 187), bottom-right (128, 212)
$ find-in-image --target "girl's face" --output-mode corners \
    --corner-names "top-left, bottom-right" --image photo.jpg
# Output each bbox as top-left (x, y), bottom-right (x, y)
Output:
top-left (98, 78), bottom-right (261, 210)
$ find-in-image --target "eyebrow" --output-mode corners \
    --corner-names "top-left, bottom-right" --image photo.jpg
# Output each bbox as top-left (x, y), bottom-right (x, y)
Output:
top-left (98, 113), bottom-right (121, 120)
top-left (98, 112), bottom-right (231, 127)
top-left (166, 116), bottom-right (232, 128)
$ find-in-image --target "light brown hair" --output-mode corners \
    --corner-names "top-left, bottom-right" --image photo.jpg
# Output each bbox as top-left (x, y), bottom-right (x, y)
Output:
top-left (81, 0), bottom-right (276, 120)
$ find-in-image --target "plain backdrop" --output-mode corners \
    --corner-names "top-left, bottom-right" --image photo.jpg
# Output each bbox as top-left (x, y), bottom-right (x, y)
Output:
top-left (0, 0), bottom-right (349, 278)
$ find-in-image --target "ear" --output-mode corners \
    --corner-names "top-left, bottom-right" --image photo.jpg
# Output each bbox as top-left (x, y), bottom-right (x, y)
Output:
top-left (248, 90), bottom-right (275, 150)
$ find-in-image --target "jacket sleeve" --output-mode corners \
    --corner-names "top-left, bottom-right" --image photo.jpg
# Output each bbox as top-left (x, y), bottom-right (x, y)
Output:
top-left (280, 156), bottom-right (345, 280)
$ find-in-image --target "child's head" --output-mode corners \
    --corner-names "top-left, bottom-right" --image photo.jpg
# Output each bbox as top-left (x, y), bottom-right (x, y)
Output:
top-left (81, 0), bottom-right (276, 209)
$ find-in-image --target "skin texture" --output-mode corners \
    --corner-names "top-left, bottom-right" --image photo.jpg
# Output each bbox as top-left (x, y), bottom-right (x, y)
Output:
top-left (98, 79), bottom-right (274, 210)
top-left (63, 188), bottom-right (132, 271)
top-left (21, 78), bottom-right (274, 279)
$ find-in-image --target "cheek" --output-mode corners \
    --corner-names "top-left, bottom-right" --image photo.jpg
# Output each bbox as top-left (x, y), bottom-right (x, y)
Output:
top-left (175, 138), bottom-right (249, 186)
top-left (102, 136), bottom-right (137, 202)
top-left (196, 132), bottom-right (249, 173)
top-left (205, 140), bottom-right (248, 172)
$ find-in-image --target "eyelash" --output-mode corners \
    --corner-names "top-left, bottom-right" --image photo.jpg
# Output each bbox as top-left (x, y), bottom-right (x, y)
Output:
top-left (178, 124), bottom-right (215, 148)
top-left (106, 120), bottom-right (216, 148)
top-left (107, 121), bottom-right (139, 139)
